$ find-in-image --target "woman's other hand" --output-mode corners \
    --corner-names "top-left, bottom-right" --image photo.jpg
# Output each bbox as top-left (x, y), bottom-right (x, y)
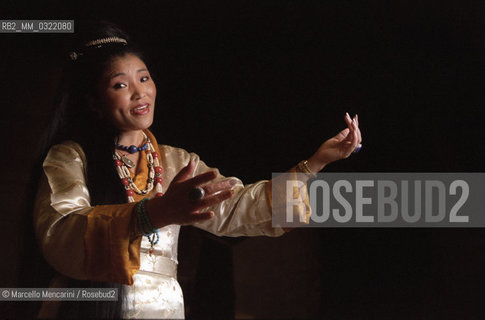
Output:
top-left (306, 113), bottom-right (362, 173)
top-left (145, 159), bottom-right (236, 228)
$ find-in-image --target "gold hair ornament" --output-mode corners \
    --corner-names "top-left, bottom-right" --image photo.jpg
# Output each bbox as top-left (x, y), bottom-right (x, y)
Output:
top-left (84, 36), bottom-right (128, 48)
top-left (68, 36), bottom-right (128, 61)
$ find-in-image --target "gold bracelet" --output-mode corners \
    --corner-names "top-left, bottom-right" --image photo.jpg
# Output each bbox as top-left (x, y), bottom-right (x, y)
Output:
top-left (296, 160), bottom-right (317, 178)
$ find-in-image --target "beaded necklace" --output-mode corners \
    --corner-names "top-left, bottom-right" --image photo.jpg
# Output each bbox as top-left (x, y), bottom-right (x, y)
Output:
top-left (113, 131), bottom-right (164, 253)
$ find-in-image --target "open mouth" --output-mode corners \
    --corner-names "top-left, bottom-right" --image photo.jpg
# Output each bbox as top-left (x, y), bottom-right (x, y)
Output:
top-left (131, 104), bottom-right (149, 115)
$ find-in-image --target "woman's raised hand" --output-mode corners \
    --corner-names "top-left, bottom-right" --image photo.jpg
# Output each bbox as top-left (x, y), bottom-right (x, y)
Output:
top-left (144, 113), bottom-right (361, 228)
top-left (306, 113), bottom-right (362, 173)
top-left (145, 159), bottom-right (235, 228)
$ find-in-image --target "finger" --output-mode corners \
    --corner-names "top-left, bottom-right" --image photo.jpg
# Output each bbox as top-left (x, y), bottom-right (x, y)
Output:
top-left (192, 189), bottom-right (234, 211)
top-left (183, 170), bottom-right (218, 188)
top-left (345, 112), bottom-right (352, 128)
top-left (351, 114), bottom-right (361, 143)
top-left (341, 123), bottom-right (358, 157)
top-left (345, 113), bottom-right (355, 137)
top-left (334, 128), bottom-right (350, 142)
top-left (187, 210), bottom-right (214, 223)
top-left (344, 122), bottom-right (355, 143)
top-left (353, 118), bottom-right (362, 143)
top-left (356, 129), bottom-right (362, 144)
top-left (172, 158), bottom-right (196, 183)
top-left (203, 178), bottom-right (238, 195)
top-left (346, 120), bottom-right (359, 154)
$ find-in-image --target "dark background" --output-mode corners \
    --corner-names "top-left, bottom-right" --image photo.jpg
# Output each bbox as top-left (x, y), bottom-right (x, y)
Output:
top-left (1, 1), bottom-right (484, 319)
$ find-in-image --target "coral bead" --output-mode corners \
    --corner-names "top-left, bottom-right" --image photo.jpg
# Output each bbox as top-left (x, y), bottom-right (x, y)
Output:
top-left (126, 189), bottom-right (134, 197)
top-left (155, 177), bottom-right (163, 184)
top-left (115, 159), bottom-right (123, 167)
top-left (156, 192), bottom-right (164, 197)
top-left (155, 166), bottom-right (163, 174)
top-left (152, 152), bottom-right (159, 158)
top-left (121, 178), bottom-right (129, 186)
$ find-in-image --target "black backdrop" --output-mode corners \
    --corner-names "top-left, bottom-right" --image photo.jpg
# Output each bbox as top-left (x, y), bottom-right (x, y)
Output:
top-left (1, 1), bottom-right (484, 319)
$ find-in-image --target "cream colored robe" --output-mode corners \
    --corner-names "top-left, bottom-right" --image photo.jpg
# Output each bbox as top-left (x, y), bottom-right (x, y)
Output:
top-left (33, 130), bottom-right (285, 319)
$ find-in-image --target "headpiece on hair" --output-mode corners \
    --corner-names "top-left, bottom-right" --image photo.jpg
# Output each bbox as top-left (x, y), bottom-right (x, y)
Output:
top-left (69, 36), bottom-right (128, 61)
top-left (84, 36), bottom-right (128, 48)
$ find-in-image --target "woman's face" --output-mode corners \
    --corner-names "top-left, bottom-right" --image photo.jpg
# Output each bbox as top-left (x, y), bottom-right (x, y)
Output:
top-left (97, 53), bottom-right (157, 134)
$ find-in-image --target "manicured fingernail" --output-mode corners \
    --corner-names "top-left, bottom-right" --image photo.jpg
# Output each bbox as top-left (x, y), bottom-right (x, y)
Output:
top-left (346, 112), bottom-right (350, 119)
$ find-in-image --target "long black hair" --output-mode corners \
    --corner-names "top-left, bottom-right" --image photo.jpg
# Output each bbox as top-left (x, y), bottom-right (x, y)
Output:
top-left (47, 20), bottom-right (146, 206)
top-left (18, 21), bottom-right (148, 319)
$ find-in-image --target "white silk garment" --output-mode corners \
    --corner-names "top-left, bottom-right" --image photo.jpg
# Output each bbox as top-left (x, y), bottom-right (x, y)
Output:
top-left (34, 141), bottom-right (284, 319)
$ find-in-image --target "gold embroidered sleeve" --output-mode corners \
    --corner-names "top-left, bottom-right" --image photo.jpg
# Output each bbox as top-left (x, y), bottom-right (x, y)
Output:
top-left (33, 142), bottom-right (141, 285)
top-left (161, 145), bottom-right (287, 237)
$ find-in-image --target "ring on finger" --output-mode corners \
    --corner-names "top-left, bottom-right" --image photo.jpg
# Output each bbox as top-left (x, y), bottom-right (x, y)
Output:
top-left (353, 143), bottom-right (362, 154)
top-left (189, 187), bottom-right (205, 202)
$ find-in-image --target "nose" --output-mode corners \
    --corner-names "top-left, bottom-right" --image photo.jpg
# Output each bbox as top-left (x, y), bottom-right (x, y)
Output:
top-left (132, 82), bottom-right (146, 100)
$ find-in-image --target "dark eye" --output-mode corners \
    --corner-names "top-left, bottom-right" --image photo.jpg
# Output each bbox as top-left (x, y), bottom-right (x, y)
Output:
top-left (141, 76), bottom-right (149, 82)
top-left (113, 83), bottom-right (127, 89)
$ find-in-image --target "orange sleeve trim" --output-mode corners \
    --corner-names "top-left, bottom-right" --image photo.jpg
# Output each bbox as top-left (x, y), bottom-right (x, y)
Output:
top-left (84, 202), bottom-right (141, 285)
top-left (268, 167), bottom-right (311, 231)
top-left (265, 167), bottom-right (298, 209)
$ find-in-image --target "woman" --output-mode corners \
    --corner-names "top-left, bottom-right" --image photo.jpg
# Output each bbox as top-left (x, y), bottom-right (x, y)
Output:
top-left (33, 21), bottom-right (362, 319)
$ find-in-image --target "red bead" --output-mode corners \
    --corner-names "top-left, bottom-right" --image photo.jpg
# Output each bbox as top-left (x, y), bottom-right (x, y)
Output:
top-left (126, 189), bottom-right (134, 197)
top-left (155, 166), bottom-right (163, 174)
top-left (115, 159), bottom-right (123, 167)
top-left (155, 177), bottom-right (163, 184)
top-left (152, 152), bottom-right (159, 158)
top-left (121, 178), bottom-right (129, 186)
top-left (156, 192), bottom-right (164, 197)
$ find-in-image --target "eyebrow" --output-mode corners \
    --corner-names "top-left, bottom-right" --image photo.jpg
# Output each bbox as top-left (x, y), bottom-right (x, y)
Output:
top-left (109, 68), bottom-right (148, 79)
